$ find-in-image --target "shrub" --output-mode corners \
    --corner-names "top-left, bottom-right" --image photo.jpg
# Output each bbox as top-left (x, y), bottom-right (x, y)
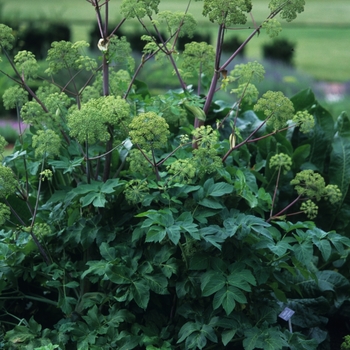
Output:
top-left (1, 1), bottom-right (350, 349)
top-left (0, 123), bottom-right (18, 144)
top-left (262, 37), bottom-right (296, 66)
top-left (3, 20), bottom-right (71, 59)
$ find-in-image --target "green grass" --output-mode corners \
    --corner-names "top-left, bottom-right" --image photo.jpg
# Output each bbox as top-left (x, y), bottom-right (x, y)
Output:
top-left (1, 0), bottom-right (350, 81)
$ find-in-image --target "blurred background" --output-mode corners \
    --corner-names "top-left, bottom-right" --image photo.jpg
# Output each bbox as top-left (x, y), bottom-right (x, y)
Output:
top-left (0, 0), bottom-right (349, 146)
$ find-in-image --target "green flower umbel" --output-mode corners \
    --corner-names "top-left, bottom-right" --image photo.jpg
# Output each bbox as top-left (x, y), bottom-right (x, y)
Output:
top-left (129, 112), bottom-right (170, 151)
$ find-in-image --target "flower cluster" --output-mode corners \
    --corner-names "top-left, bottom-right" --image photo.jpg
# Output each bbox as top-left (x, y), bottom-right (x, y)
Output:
top-left (0, 165), bottom-right (17, 198)
top-left (254, 91), bottom-right (294, 130)
top-left (0, 24), bottom-right (15, 53)
top-left (181, 42), bottom-right (215, 79)
top-left (324, 184), bottom-right (342, 204)
top-left (230, 61), bottom-right (265, 85)
top-left (291, 170), bottom-right (326, 201)
top-left (68, 96), bottom-right (130, 144)
top-left (269, 0), bottom-right (306, 22)
top-left (203, 0), bottom-right (252, 26)
top-left (228, 61), bottom-right (265, 103)
top-left (14, 50), bottom-right (38, 80)
top-left (124, 179), bottom-right (149, 205)
top-left (167, 158), bottom-right (196, 184)
top-left (291, 170), bottom-right (342, 205)
top-left (40, 169), bottom-right (53, 181)
top-left (127, 148), bottom-right (153, 176)
top-left (129, 112), bottom-right (170, 151)
top-left (269, 153), bottom-right (292, 174)
top-left (121, 0), bottom-right (160, 19)
top-left (262, 19), bottom-right (282, 38)
top-left (0, 135), bottom-right (8, 156)
top-left (300, 200), bottom-right (318, 220)
top-left (32, 129), bottom-right (61, 159)
top-left (158, 11), bottom-right (197, 39)
top-left (20, 101), bottom-right (47, 126)
top-left (0, 203), bottom-right (10, 226)
top-left (45, 41), bottom-right (97, 76)
top-left (3, 86), bottom-right (28, 110)
top-left (231, 83), bottom-right (259, 104)
top-left (292, 110), bottom-right (315, 134)
top-left (192, 126), bottom-right (222, 176)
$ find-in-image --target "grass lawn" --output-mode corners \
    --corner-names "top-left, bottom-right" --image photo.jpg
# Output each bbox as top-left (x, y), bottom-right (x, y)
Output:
top-left (1, 0), bottom-right (350, 81)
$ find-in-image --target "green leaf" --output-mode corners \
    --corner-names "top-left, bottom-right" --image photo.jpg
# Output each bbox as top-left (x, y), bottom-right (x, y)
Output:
top-left (201, 271), bottom-right (226, 296)
top-left (81, 305), bottom-right (100, 329)
top-left (65, 281), bottom-right (79, 288)
top-left (59, 296), bottom-right (77, 315)
top-left (227, 263), bottom-right (256, 291)
top-left (222, 329), bottom-right (237, 346)
top-left (201, 324), bottom-right (218, 343)
top-left (143, 273), bottom-right (168, 294)
top-left (316, 270), bottom-right (350, 292)
top-left (131, 280), bottom-right (150, 309)
top-left (292, 144), bottom-right (310, 171)
top-left (92, 192), bottom-right (107, 207)
top-left (291, 88), bottom-right (316, 111)
top-left (314, 239), bottom-right (332, 261)
top-left (189, 253), bottom-right (210, 270)
top-left (100, 178), bottom-right (123, 193)
top-left (206, 181), bottom-right (234, 197)
top-left (166, 225), bottom-right (181, 245)
top-left (243, 327), bottom-right (263, 350)
top-left (267, 238), bottom-right (293, 257)
top-left (213, 285), bottom-right (241, 315)
top-left (177, 322), bottom-right (201, 343)
top-left (199, 226), bottom-right (225, 249)
top-left (99, 242), bottom-right (116, 261)
top-left (198, 198), bottom-right (224, 209)
top-left (4, 325), bottom-right (36, 345)
top-left (106, 265), bottom-right (133, 284)
top-left (293, 239), bottom-right (313, 266)
top-left (329, 134), bottom-right (350, 203)
top-left (309, 103), bottom-right (335, 171)
top-left (145, 226), bottom-right (167, 243)
top-left (82, 260), bottom-right (108, 278)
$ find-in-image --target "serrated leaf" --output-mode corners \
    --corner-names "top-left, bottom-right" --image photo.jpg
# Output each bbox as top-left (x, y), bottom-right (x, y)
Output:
top-left (201, 272), bottom-right (226, 296)
top-left (106, 265), bottom-right (133, 284)
top-left (198, 198), bottom-right (224, 209)
top-left (222, 329), bottom-right (237, 346)
top-left (82, 260), bottom-right (108, 278)
top-left (59, 296), bottom-right (77, 315)
top-left (65, 281), bottom-right (79, 288)
top-left (314, 239), bottom-right (332, 261)
top-left (100, 178), bottom-right (122, 193)
top-left (317, 270), bottom-right (350, 292)
top-left (145, 227), bottom-right (167, 243)
top-left (178, 322), bottom-right (201, 343)
top-left (80, 191), bottom-right (103, 207)
top-left (189, 254), bottom-right (210, 270)
top-left (131, 280), bottom-right (150, 309)
top-left (213, 286), bottom-right (238, 315)
top-left (166, 225), bottom-right (181, 245)
top-left (227, 263), bottom-right (256, 291)
top-left (243, 327), bottom-right (263, 350)
top-left (99, 242), bottom-right (116, 261)
top-left (293, 240), bottom-right (313, 266)
top-left (201, 324), bottom-right (218, 343)
top-left (267, 239), bottom-right (292, 256)
top-left (207, 182), bottom-right (234, 197)
top-left (144, 273), bottom-right (168, 294)
top-left (329, 134), bottom-right (350, 203)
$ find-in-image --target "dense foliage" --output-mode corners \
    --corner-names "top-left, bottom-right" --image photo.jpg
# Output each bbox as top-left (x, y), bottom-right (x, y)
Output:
top-left (1, 0), bottom-right (350, 349)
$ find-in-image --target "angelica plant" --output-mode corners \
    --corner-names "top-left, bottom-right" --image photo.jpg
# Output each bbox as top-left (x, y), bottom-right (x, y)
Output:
top-left (3, 1), bottom-right (350, 349)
